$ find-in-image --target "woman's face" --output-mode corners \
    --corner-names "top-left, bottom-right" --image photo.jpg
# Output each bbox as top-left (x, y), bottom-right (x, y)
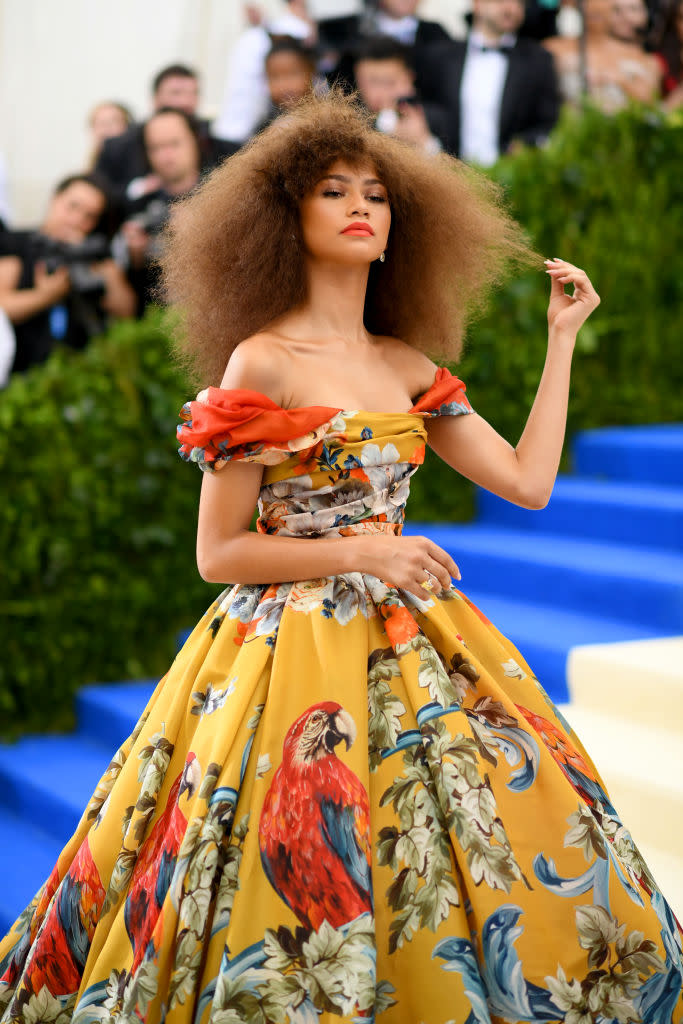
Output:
top-left (298, 159), bottom-right (391, 267)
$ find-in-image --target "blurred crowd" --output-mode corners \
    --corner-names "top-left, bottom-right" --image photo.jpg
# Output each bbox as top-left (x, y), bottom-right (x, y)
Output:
top-left (0, 0), bottom-right (681, 385)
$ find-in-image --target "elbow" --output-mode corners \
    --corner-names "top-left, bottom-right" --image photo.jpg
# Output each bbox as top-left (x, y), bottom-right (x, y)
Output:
top-left (511, 478), bottom-right (552, 510)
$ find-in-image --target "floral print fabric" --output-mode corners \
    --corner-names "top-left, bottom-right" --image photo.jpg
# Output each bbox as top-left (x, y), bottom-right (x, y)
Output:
top-left (1, 367), bottom-right (681, 1024)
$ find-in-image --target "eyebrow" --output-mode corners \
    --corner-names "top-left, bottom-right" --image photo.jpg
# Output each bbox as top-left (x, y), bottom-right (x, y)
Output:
top-left (319, 173), bottom-right (385, 187)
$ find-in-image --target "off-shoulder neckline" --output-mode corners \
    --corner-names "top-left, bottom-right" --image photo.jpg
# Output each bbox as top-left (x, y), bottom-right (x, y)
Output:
top-left (205, 388), bottom-right (427, 418)
top-left (200, 366), bottom-right (459, 418)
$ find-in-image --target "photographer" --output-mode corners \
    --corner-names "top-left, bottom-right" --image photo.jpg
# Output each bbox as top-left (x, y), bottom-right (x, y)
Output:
top-left (121, 108), bottom-right (203, 311)
top-left (0, 174), bottom-right (136, 375)
top-left (352, 37), bottom-right (449, 154)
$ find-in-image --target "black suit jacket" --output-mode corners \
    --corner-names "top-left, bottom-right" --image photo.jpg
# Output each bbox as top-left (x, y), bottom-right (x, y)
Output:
top-left (318, 15), bottom-right (451, 52)
top-left (95, 121), bottom-right (238, 201)
top-left (415, 37), bottom-right (561, 158)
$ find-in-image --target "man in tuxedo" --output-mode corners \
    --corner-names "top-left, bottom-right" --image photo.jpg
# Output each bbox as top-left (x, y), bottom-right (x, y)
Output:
top-left (95, 65), bottom-right (237, 204)
top-left (319, 0), bottom-right (451, 57)
top-left (416, 0), bottom-right (561, 164)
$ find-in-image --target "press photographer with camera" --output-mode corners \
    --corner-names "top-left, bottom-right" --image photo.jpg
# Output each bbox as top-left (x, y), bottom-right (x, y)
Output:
top-left (0, 174), bottom-right (136, 376)
top-left (120, 108), bottom-right (203, 311)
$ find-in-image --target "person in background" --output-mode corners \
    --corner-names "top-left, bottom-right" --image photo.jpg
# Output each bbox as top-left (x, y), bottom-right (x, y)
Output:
top-left (95, 65), bottom-right (236, 203)
top-left (120, 109), bottom-right (203, 311)
top-left (320, 0), bottom-right (451, 54)
top-left (213, 2), bottom-right (316, 145)
top-left (87, 101), bottom-right (133, 170)
top-left (544, 0), bottom-right (661, 109)
top-left (608, 0), bottom-right (651, 42)
top-left (255, 37), bottom-right (318, 133)
top-left (352, 37), bottom-right (449, 153)
top-left (653, 0), bottom-right (683, 106)
top-left (0, 175), bottom-right (136, 375)
top-left (416, 0), bottom-right (560, 166)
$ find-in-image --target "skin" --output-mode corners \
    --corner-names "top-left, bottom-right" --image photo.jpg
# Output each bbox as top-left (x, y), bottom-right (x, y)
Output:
top-left (472, 0), bottom-right (525, 41)
top-left (122, 113), bottom-right (201, 268)
top-left (0, 181), bottom-right (136, 323)
top-left (153, 74), bottom-right (199, 115)
top-left (378, 0), bottom-right (421, 16)
top-left (196, 160), bottom-right (600, 599)
top-left (89, 103), bottom-right (130, 146)
top-left (265, 51), bottom-right (314, 109)
top-left (608, 0), bottom-right (648, 43)
top-left (544, 0), bottom-right (661, 103)
top-left (354, 58), bottom-right (436, 150)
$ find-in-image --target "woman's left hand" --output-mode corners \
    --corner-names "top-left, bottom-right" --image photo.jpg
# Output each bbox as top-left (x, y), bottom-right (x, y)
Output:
top-left (545, 258), bottom-right (600, 338)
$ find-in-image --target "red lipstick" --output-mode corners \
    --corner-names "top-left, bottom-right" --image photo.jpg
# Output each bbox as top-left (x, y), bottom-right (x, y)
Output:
top-left (341, 222), bottom-right (374, 236)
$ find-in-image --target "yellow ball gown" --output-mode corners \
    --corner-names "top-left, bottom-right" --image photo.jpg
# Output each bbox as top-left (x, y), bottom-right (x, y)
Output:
top-left (1, 368), bottom-right (681, 1024)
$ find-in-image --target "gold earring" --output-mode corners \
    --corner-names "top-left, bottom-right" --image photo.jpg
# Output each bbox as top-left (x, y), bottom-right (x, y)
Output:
top-left (379, 251), bottom-right (386, 263)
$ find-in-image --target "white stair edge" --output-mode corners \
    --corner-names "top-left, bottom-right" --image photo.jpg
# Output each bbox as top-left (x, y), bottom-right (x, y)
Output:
top-left (557, 703), bottom-right (683, 879)
top-left (567, 636), bottom-right (683, 732)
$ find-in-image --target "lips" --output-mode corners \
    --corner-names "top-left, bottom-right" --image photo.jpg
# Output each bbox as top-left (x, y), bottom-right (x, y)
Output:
top-left (341, 222), bottom-right (374, 236)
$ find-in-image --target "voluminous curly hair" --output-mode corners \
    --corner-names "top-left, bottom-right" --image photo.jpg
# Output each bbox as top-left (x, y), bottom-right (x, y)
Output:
top-left (160, 90), bottom-right (537, 387)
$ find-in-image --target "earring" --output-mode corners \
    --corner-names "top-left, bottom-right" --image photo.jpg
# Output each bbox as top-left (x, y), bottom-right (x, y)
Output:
top-left (379, 251), bottom-right (386, 263)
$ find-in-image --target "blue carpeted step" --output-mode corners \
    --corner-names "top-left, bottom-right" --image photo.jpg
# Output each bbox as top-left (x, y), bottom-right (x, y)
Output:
top-left (0, 805), bottom-right (64, 936)
top-left (0, 735), bottom-right (111, 843)
top-left (460, 588), bottom-right (661, 702)
top-left (405, 523), bottom-right (683, 632)
top-left (574, 425), bottom-right (683, 486)
top-left (77, 679), bottom-right (158, 748)
top-left (478, 477), bottom-right (683, 550)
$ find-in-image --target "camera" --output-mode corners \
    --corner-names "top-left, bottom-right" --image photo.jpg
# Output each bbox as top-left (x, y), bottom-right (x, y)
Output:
top-left (129, 198), bottom-right (170, 237)
top-left (33, 232), bottom-right (111, 298)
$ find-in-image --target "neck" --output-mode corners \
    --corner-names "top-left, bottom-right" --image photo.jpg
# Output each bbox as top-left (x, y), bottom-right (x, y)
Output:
top-left (287, 258), bottom-right (373, 345)
top-left (473, 21), bottom-right (506, 43)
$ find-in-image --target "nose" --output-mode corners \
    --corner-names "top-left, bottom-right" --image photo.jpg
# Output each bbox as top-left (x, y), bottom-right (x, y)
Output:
top-left (347, 190), bottom-right (370, 217)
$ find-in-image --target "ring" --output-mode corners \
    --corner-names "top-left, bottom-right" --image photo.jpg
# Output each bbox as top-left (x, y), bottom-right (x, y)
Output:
top-left (422, 569), bottom-right (438, 591)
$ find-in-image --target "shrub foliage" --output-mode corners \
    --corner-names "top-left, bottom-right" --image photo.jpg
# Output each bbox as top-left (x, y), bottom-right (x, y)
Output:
top-left (1, 106), bottom-right (681, 735)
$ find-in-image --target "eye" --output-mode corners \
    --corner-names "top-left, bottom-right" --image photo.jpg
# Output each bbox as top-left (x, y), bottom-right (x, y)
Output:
top-left (322, 189), bottom-right (344, 198)
top-left (368, 194), bottom-right (388, 203)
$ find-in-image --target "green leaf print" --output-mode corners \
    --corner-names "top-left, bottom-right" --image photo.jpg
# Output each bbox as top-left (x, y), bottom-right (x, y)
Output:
top-left (378, 717), bottom-right (524, 949)
top-left (214, 917), bottom-right (392, 1022)
top-left (546, 907), bottom-right (666, 1024)
top-left (85, 748), bottom-right (126, 821)
top-left (564, 806), bottom-right (608, 862)
top-left (367, 647), bottom-right (407, 770)
top-left (396, 635), bottom-right (461, 707)
top-left (11, 989), bottom-right (74, 1024)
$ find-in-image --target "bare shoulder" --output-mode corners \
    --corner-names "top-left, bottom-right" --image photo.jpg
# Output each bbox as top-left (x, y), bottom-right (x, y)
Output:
top-left (374, 335), bottom-right (438, 399)
top-left (219, 332), bottom-right (287, 403)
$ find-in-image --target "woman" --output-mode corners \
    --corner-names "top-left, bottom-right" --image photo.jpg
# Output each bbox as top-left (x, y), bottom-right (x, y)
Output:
top-left (1, 92), bottom-right (681, 1023)
top-left (654, 0), bottom-right (683, 109)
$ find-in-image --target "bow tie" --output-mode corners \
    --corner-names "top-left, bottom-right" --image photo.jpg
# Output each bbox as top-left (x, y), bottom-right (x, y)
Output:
top-left (471, 39), bottom-right (515, 54)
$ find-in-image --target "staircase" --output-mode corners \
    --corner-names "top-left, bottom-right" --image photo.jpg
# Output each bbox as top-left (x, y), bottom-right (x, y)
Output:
top-left (1, 425), bottom-right (682, 934)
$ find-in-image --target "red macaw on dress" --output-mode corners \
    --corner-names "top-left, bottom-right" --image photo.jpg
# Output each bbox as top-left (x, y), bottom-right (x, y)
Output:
top-left (259, 701), bottom-right (372, 931)
top-left (515, 705), bottom-right (618, 817)
top-left (16, 837), bottom-right (104, 998)
top-left (124, 753), bottom-right (201, 971)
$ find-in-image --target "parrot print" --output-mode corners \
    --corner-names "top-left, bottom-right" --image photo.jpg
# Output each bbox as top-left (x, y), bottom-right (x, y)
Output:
top-left (124, 753), bottom-right (201, 971)
top-left (0, 374), bottom-right (681, 1023)
top-left (259, 702), bottom-right (372, 931)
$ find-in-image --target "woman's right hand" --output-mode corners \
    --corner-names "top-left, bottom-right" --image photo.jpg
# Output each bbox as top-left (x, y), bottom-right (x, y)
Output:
top-left (359, 533), bottom-right (461, 599)
top-left (34, 262), bottom-right (70, 304)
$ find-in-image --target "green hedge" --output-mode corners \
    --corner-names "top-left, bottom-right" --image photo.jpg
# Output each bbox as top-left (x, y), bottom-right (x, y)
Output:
top-left (0, 313), bottom-right (214, 737)
top-left (1, 105), bottom-right (682, 736)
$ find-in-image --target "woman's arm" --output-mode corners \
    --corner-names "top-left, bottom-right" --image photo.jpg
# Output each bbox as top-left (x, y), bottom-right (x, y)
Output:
top-left (426, 259), bottom-right (600, 509)
top-left (0, 256), bottom-right (71, 323)
top-left (93, 258), bottom-right (137, 318)
top-left (195, 336), bottom-right (460, 595)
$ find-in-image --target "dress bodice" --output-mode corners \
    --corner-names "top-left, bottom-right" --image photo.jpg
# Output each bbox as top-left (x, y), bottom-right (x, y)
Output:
top-left (177, 367), bottom-right (473, 538)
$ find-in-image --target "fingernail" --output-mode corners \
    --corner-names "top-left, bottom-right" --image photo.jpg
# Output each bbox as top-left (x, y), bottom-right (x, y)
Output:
top-left (543, 258), bottom-right (553, 264)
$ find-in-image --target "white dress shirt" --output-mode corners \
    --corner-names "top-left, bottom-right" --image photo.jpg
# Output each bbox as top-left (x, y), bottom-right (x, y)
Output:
top-left (213, 14), bottom-right (312, 143)
top-left (374, 13), bottom-right (419, 45)
top-left (459, 30), bottom-right (516, 167)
